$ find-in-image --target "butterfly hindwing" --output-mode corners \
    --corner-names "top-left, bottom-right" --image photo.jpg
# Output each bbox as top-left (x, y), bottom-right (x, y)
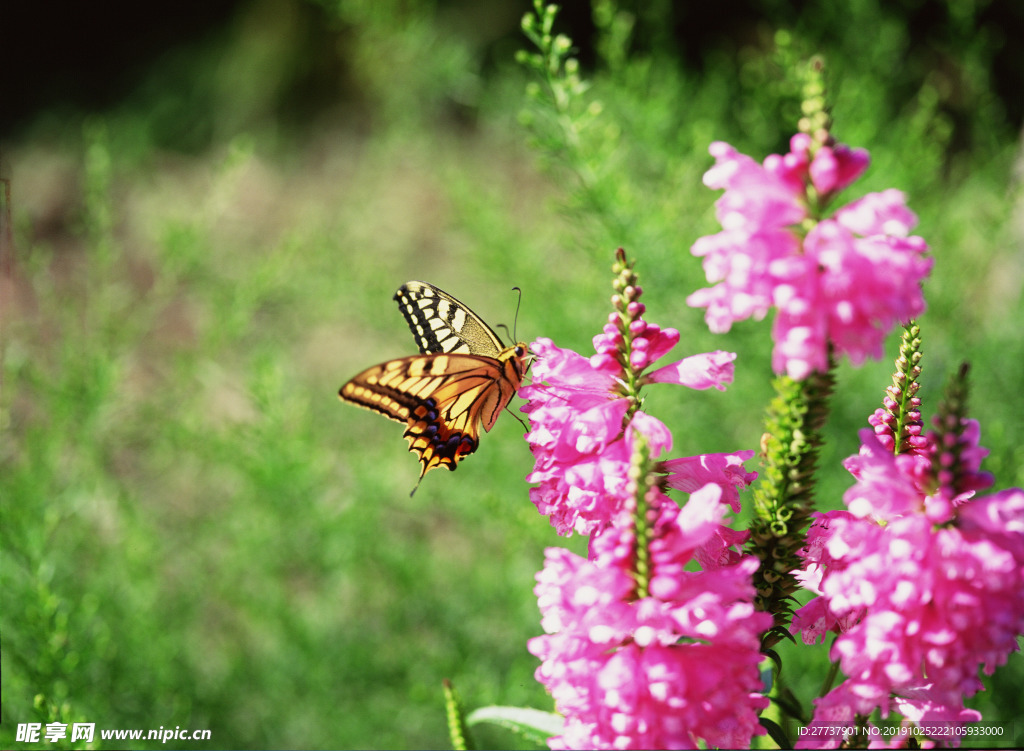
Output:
top-left (340, 282), bottom-right (530, 494)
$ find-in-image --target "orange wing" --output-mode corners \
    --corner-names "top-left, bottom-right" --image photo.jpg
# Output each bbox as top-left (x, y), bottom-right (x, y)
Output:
top-left (339, 346), bottom-right (529, 494)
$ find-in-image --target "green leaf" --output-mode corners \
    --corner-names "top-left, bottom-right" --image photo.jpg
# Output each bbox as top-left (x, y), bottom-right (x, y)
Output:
top-left (466, 705), bottom-right (564, 746)
top-left (760, 716), bottom-right (792, 749)
top-left (771, 685), bottom-right (807, 726)
top-left (764, 647), bottom-right (783, 676)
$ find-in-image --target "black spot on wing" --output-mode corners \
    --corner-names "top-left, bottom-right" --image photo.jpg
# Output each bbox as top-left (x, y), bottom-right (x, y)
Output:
top-left (403, 397), bottom-right (479, 475)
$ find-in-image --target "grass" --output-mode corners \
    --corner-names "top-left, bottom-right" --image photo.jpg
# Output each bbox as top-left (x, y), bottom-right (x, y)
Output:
top-left (3, 119), bottom-right (575, 749)
top-left (3, 1), bottom-right (1023, 748)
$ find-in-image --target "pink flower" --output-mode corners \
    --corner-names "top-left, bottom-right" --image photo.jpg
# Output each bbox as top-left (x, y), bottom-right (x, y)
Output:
top-left (807, 142), bottom-right (870, 196)
top-left (644, 350), bottom-right (736, 389)
top-left (792, 426), bottom-right (1024, 743)
top-left (794, 681), bottom-right (980, 749)
top-left (519, 338), bottom-right (629, 535)
top-left (834, 189), bottom-right (918, 237)
top-left (841, 432), bottom-right (933, 519)
top-left (661, 450), bottom-right (757, 513)
top-left (868, 389), bottom-right (928, 455)
top-left (521, 333), bottom-right (743, 535)
top-left (591, 309), bottom-right (681, 374)
top-left (689, 136), bottom-right (932, 380)
top-left (529, 491), bottom-right (772, 749)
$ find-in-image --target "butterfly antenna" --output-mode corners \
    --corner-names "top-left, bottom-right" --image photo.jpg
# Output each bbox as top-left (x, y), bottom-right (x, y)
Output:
top-left (511, 286), bottom-right (523, 341)
top-left (497, 288), bottom-right (525, 344)
top-left (507, 286), bottom-right (528, 433)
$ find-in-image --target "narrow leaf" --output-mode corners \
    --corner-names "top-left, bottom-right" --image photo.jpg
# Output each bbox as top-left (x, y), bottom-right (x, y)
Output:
top-left (760, 716), bottom-right (792, 749)
top-left (467, 705), bottom-right (563, 746)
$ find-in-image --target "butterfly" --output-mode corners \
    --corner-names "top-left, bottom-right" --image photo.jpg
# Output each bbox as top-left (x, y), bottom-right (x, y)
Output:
top-left (339, 281), bottom-right (531, 495)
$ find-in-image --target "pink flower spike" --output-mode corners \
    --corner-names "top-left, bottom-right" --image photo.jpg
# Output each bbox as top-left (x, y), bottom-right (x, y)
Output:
top-left (530, 498), bottom-right (772, 749)
top-left (691, 137), bottom-right (932, 378)
top-left (792, 423), bottom-right (1024, 738)
top-left (645, 350), bottom-right (736, 390)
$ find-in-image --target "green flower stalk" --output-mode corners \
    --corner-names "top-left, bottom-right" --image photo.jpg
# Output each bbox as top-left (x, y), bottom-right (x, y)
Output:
top-left (748, 366), bottom-right (835, 647)
top-left (443, 679), bottom-right (474, 751)
top-left (625, 433), bottom-right (655, 600)
top-left (868, 322), bottom-right (926, 457)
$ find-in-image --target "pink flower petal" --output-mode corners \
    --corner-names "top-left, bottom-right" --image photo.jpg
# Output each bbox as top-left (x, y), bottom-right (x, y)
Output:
top-left (645, 351), bottom-right (736, 390)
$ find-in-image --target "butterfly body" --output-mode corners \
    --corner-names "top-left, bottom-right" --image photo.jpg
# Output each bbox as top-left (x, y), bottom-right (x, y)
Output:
top-left (339, 281), bottom-right (530, 494)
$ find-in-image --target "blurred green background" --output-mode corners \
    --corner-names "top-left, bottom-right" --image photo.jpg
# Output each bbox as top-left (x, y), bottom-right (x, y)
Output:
top-left (2, 0), bottom-right (1022, 748)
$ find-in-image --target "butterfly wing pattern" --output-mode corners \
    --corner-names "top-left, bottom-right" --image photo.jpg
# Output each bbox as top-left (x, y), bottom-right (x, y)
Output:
top-left (394, 280), bottom-right (506, 356)
top-left (339, 281), bottom-right (531, 495)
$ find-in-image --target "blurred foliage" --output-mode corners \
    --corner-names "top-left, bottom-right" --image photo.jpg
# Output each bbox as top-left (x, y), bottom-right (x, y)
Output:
top-left (2, 0), bottom-right (1022, 748)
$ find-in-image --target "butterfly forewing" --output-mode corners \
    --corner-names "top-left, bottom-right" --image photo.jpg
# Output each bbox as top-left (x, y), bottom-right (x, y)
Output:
top-left (340, 281), bottom-right (530, 494)
top-left (394, 281), bottom-right (504, 356)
